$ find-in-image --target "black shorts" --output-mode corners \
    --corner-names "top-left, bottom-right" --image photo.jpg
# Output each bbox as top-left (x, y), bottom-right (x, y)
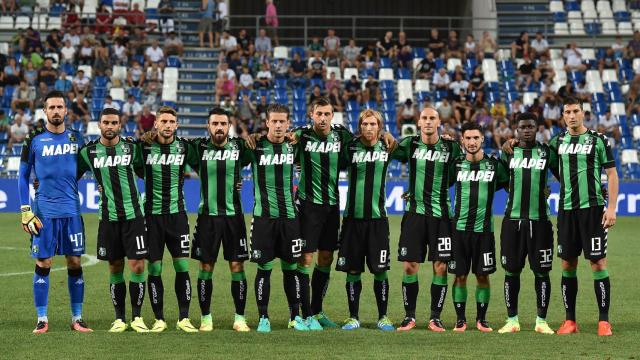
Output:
top-left (249, 217), bottom-right (302, 265)
top-left (192, 214), bottom-right (249, 263)
top-left (557, 206), bottom-right (608, 261)
top-left (297, 198), bottom-right (340, 253)
top-left (146, 213), bottom-right (191, 261)
top-left (398, 212), bottom-right (453, 263)
top-left (500, 218), bottom-right (554, 273)
top-left (97, 217), bottom-right (148, 261)
top-left (336, 218), bottom-right (390, 274)
top-left (448, 230), bottom-right (496, 276)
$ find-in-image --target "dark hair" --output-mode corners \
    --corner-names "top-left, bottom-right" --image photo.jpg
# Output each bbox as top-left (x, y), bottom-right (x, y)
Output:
top-left (310, 97), bottom-right (332, 113)
top-left (157, 105), bottom-right (177, 118)
top-left (562, 96), bottom-right (582, 110)
top-left (208, 106), bottom-right (230, 119)
top-left (266, 103), bottom-right (290, 120)
top-left (99, 107), bottom-right (121, 120)
top-left (461, 120), bottom-right (482, 135)
top-left (44, 90), bottom-right (65, 104)
top-left (516, 112), bottom-right (538, 123)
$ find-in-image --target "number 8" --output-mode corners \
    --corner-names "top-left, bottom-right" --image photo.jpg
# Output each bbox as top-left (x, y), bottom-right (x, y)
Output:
top-left (380, 250), bottom-right (388, 264)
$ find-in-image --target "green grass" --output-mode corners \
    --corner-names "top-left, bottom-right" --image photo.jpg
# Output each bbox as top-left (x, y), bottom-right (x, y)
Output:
top-left (0, 214), bottom-right (638, 359)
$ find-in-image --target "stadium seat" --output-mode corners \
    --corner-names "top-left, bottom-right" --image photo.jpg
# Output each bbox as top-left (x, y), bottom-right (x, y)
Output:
top-left (6, 156), bottom-right (20, 173)
top-left (602, 20), bottom-right (617, 35)
top-left (583, 9), bottom-right (598, 20)
top-left (34, 14), bottom-right (48, 30)
top-left (602, 69), bottom-right (619, 83)
top-left (47, 16), bottom-right (61, 30)
top-left (567, 10), bottom-right (582, 20)
top-left (343, 67), bottom-right (358, 80)
top-left (15, 16), bottom-right (30, 29)
top-left (446, 58), bottom-right (462, 73)
top-left (77, 65), bottom-right (92, 79)
top-left (611, 102), bottom-right (626, 115)
top-left (586, 70), bottom-right (604, 93)
top-left (0, 16), bottom-right (12, 30)
top-left (166, 56), bottom-right (181, 68)
top-left (482, 59), bottom-right (498, 82)
top-left (619, 22), bottom-right (634, 35)
top-left (496, 49), bottom-right (511, 61)
top-left (378, 68), bottom-right (394, 81)
top-left (523, 92), bottom-right (537, 106)
top-left (554, 22), bottom-right (570, 35)
top-left (550, 1), bottom-right (564, 13)
top-left (379, 57), bottom-right (392, 68)
top-left (570, 19), bottom-right (586, 34)
top-left (332, 112), bottom-right (344, 127)
top-left (397, 79), bottom-right (413, 103)
top-left (326, 66), bottom-right (341, 80)
top-left (415, 79), bottom-right (430, 93)
top-left (397, 68), bottom-right (411, 80)
top-left (110, 88), bottom-right (125, 102)
top-left (112, 66), bottom-right (127, 82)
top-left (273, 46), bottom-right (288, 59)
top-left (413, 47), bottom-right (426, 59)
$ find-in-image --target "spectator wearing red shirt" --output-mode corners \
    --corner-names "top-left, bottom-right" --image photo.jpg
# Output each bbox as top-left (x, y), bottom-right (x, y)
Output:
top-left (95, 4), bottom-right (112, 34)
top-left (265, 0), bottom-right (279, 46)
top-left (128, 2), bottom-right (146, 31)
top-left (137, 106), bottom-right (156, 135)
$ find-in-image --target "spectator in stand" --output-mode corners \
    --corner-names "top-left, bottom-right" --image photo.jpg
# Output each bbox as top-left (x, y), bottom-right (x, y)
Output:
top-left (214, 72), bottom-right (236, 104)
top-left (127, 60), bottom-right (145, 88)
top-left (471, 106), bottom-right (493, 129)
top-left (328, 86), bottom-right (344, 112)
top-left (376, 31), bottom-right (396, 59)
top-left (536, 123), bottom-right (551, 144)
top-left (468, 65), bottom-right (484, 92)
top-left (493, 119), bottom-right (514, 148)
top-left (146, 61), bottom-right (163, 84)
top-left (509, 98), bottom-right (526, 116)
top-left (516, 54), bottom-right (536, 90)
top-left (25, 27), bottom-right (41, 53)
top-left (63, 25), bottom-right (81, 48)
top-left (611, 35), bottom-right (625, 59)
top-left (128, 2), bottom-right (146, 31)
top-left (598, 47), bottom-right (619, 75)
top-left (432, 67), bottom-right (450, 90)
top-left (158, 0), bottom-right (175, 34)
top-left (325, 71), bottom-right (340, 92)
top-left (583, 110), bottom-right (598, 130)
top-left (60, 39), bottom-right (76, 64)
top-left (254, 95), bottom-right (268, 131)
top-left (217, 61), bottom-right (235, 80)
top-left (598, 110), bottom-right (621, 142)
top-left (37, 58), bottom-right (57, 87)
top-left (62, 4), bottom-right (80, 30)
top-left (342, 74), bottom-right (361, 103)
top-left (437, 98), bottom-right (453, 124)
top-left (11, 80), bottom-right (34, 111)
top-left (308, 51), bottom-right (325, 79)
top-left (142, 81), bottom-right (161, 111)
top-left (236, 93), bottom-right (256, 125)
top-left (308, 36), bottom-right (323, 55)
top-left (8, 113), bottom-right (29, 150)
top-left (22, 60), bottom-right (37, 86)
top-left (274, 58), bottom-right (288, 78)
top-left (309, 84), bottom-right (324, 104)
top-left (464, 34), bottom-right (477, 60)
top-left (530, 32), bottom-right (549, 59)
top-left (54, 71), bottom-right (72, 93)
top-left (324, 29), bottom-right (340, 57)
top-left (215, 0), bottom-right (229, 42)
top-left (0, 110), bottom-right (9, 133)
top-left (359, 42), bottom-right (377, 69)
top-left (112, 0), bottom-right (130, 20)
top-left (478, 30), bottom-right (497, 60)
top-left (449, 72), bottom-right (469, 99)
top-left (254, 28), bottom-right (272, 60)
top-left (543, 97), bottom-right (561, 128)
top-left (396, 98), bottom-right (418, 132)
top-left (265, 0), bottom-right (279, 46)
top-left (362, 73), bottom-right (381, 103)
top-left (137, 106), bottom-right (155, 135)
top-left (72, 69), bottom-right (90, 97)
top-left (2, 0), bottom-right (16, 15)
top-left (145, 39), bottom-right (165, 67)
top-left (557, 81), bottom-right (575, 99)
top-left (95, 3), bottom-right (112, 34)
top-left (112, 38), bottom-right (128, 65)
top-left (199, 0), bottom-right (215, 48)
top-left (446, 30), bottom-right (462, 59)
top-left (45, 29), bottom-right (63, 53)
top-left (254, 63), bottom-right (272, 89)
top-left (341, 39), bottom-right (361, 71)
top-left (427, 28), bottom-right (445, 58)
top-left (93, 38), bottom-right (110, 74)
top-left (77, 39), bottom-right (94, 65)
top-left (511, 31), bottom-right (529, 59)
top-left (122, 94), bottom-right (142, 124)
top-left (164, 31), bottom-right (184, 56)
top-left (80, 25), bottom-right (96, 46)
top-left (220, 30), bottom-right (237, 57)
top-left (128, 27), bottom-right (146, 57)
top-left (236, 29), bottom-right (253, 58)
top-left (627, 30), bottom-right (640, 58)
top-left (238, 66), bottom-right (253, 90)
top-left (490, 98), bottom-right (507, 118)
top-left (453, 89), bottom-right (472, 124)
top-left (416, 51), bottom-right (436, 79)
top-left (397, 34), bottom-right (413, 69)
top-left (226, 50), bottom-right (243, 75)
top-left (103, 95), bottom-right (121, 111)
top-left (563, 42), bottom-right (587, 71)
top-left (289, 52), bottom-right (306, 87)
top-left (69, 93), bottom-right (90, 125)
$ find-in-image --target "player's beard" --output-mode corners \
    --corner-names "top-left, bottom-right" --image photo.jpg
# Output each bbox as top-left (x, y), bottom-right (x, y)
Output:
top-left (212, 130), bottom-right (226, 145)
top-left (48, 116), bottom-right (64, 127)
top-left (159, 128), bottom-right (174, 141)
top-left (102, 129), bottom-right (119, 140)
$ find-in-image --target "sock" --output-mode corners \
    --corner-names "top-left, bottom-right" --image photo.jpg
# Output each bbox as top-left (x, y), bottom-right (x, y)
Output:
top-left (430, 275), bottom-right (448, 319)
top-left (504, 271), bottom-right (520, 318)
top-left (534, 272), bottom-right (551, 319)
top-left (34, 265), bottom-right (50, 322)
top-left (593, 269), bottom-right (610, 322)
top-left (148, 261), bottom-right (164, 320)
top-left (173, 259), bottom-right (191, 320)
top-left (197, 270), bottom-right (213, 316)
top-left (311, 264), bottom-right (331, 314)
top-left (129, 272), bottom-right (146, 319)
top-left (297, 264), bottom-right (312, 318)
top-left (453, 285), bottom-right (467, 321)
top-left (476, 286), bottom-right (490, 321)
top-left (346, 273), bottom-right (362, 319)
top-left (255, 261), bottom-right (273, 318)
top-left (231, 271), bottom-right (247, 316)
top-left (374, 271), bottom-right (389, 319)
top-left (561, 270), bottom-right (578, 321)
top-left (281, 261), bottom-right (300, 320)
top-left (67, 267), bottom-right (84, 321)
top-left (401, 273), bottom-right (418, 319)
top-left (110, 272), bottom-right (126, 321)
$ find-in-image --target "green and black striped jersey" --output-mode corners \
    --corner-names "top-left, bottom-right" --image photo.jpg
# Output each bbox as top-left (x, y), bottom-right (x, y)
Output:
top-left (453, 154), bottom-right (509, 233)
top-left (247, 137), bottom-right (298, 219)
top-left (501, 143), bottom-right (552, 220)
top-left (549, 130), bottom-right (615, 211)
top-left (191, 137), bottom-right (251, 216)
top-left (77, 137), bottom-right (144, 221)
top-left (392, 136), bottom-right (461, 218)
top-left (139, 137), bottom-right (198, 215)
top-left (294, 124), bottom-right (353, 206)
top-left (342, 138), bottom-right (391, 219)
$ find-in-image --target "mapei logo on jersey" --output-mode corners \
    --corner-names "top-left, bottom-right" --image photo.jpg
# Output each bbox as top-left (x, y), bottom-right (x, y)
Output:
top-left (146, 153), bottom-right (185, 166)
top-left (412, 148), bottom-right (449, 162)
top-left (259, 153), bottom-right (294, 165)
top-left (456, 170), bottom-right (495, 182)
top-left (352, 150), bottom-right (388, 163)
top-left (41, 143), bottom-right (79, 156)
top-left (93, 155), bottom-right (132, 168)
top-left (202, 149), bottom-right (240, 161)
top-left (558, 143), bottom-right (593, 155)
top-left (509, 157), bottom-right (547, 170)
top-left (304, 141), bottom-right (340, 153)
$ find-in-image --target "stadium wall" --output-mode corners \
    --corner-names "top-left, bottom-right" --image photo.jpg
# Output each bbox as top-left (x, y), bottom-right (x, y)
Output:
top-left (1, 179), bottom-right (639, 216)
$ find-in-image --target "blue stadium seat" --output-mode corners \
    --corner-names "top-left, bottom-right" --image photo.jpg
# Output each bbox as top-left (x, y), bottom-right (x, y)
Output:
top-left (416, 91), bottom-right (431, 102)
top-left (379, 57), bottom-right (392, 68)
top-left (274, 78), bottom-right (287, 89)
top-left (70, 122), bottom-right (85, 133)
top-left (435, 58), bottom-right (445, 70)
top-left (363, 100), bottom-right (378, 110)
top-left (128, 88), bottom-right (142, 102)
top-left (291, 47), bottom-right (305, 61)
top-left (585, 22), bottom-right (601, 35)
top-left (92, 98), bottom-right (104, 111)
top-left (564, 0), bottom-right (579, 11)
top-left (381, 100), bottom-right (396, 112)
top-left (413, 47), bottom-right (426, 59)
top-left (124, 122), bottom-right (137, 134)
top-left (379, 80), bottom-right (395, 90)
top-left (309, 78), bottom-right (323, 89)
top-left (614, 11), bottom-right (631, 22)
top-left (293, 99), bottom-right (306, 112)
top-left (345, 100), bottom-right (360, 113)
top-left (2, 86), bottom-right (15, 108)
top-left (166, 56), bottom-right (181, 68)
top-left (381, 88), bottom-right (395, 101)
top-left (292, 87), bottom-right (306, 100)
top-left (553, 12), bottom-right (567, 22)
top-left (434, 89), bottom-right (448, 101)
top-left (94, 76), bottom-right (109, 88)
top-left (293, 110), bottom-right (307, 125)
top-left (397, 68), bottom-right (411, 79)
top-left (162, 101), bottom-right (176, 108)
top-left (61, 63), bottom-right (75, 76)
top-left (133, 55), bottom-right (145, 65)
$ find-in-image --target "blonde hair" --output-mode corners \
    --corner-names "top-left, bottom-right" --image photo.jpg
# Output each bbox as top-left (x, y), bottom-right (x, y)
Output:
top-left (357, 109), bottom-right (383, 134)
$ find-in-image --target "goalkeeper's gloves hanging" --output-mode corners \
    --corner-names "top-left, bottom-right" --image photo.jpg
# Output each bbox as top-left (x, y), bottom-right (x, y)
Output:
top-left (21, 205), bottom-right (42, 236)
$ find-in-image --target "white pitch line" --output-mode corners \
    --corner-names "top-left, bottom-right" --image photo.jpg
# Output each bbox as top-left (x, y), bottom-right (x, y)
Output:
top-left (0, 247), bottom-right (100, 277)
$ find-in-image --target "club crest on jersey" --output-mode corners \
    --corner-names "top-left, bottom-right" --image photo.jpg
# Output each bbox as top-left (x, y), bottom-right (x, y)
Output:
top-left (337, 257), bottom-right (346, 266)
top-left (99, 247), bottom-right (106, 257)
top-left (121, 143), bottom-right (131, 154)
top-left (537, 147), bottom-right (547, 158)
top-left (448, 261), bottom-right (456, 270)
top-left (68, 133), bottom-right (77, 142)
top-left (175, 142), bottom-right (185, 154)
top-left (486, 162), bottom-right (494, 171)
top-left (252, 250), bottom-right (262, 259)
top-left (352, 150), bottom-right (388, 163)
top-left (584, 136), bottom-right (594, 145)
top-left (400, 247), bottom-right (408, 256)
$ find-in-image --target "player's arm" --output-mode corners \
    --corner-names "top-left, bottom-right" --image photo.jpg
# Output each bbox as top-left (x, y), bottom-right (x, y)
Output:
top-left (185, 138), bottom-right (201, 173)
top-left (547, 138), bottom-right (561, 181)
top-left (390, 136), bottom-right (410, 162)
top-left (498, 151), bottom-right (511, 192)
top-left (447, 143), bottom-right (463, 188)
top-left (132, 141), bottom-right (145, 178)
top-left (239, 138), bottom-right (254, 167)
top-left (18, 134), bottom-right (42, 235)
top-left (599, 135), bottom-right (618, 229)
top-left (496, 157), bottom-right (510, 191)
top-left (76, 145), bottom-right (91, 180)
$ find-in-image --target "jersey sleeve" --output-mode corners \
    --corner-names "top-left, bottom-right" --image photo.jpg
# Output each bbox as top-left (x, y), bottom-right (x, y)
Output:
top-left (338, 140), bottom-right (351, 170)
top-left (547, 138), bottom-right (560, 180)
top-left (240, 139), bottom-right (254, 166)
top-left (335, 124), bottom-right (354, 143)
top-left (390, 136), bottom-right (411, 162)
top-left (18, 133), bottom-right (35, 206)
top-left (77, 145), bottom-right (91, 180)
top-left (496, 158), bottom-right (510, 190)
top-left (598, 134), bottom-right (616, 169)
top-left (185, 138), bottom-right (201, 170)
top-left (132, 141), bottom-right (145, 178)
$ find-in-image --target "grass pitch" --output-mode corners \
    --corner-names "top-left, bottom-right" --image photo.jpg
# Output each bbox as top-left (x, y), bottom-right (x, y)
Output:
top-left (0, 214), bottom-right (638, 359)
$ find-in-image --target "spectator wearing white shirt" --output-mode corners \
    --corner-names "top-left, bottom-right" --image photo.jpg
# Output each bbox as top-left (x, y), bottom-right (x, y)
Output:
top-left (103, 96), bottom-right (121, 111)
top-left (254, 63), bottom-right (272, 89)
top-left (530, 32), bottom-right (549, 58)
top-left (598, 110), bottom-right (621, 142)
top-left (341, 39), bottom-right (361, 70)
top-left (324, 29), bottom-right (341, 57)
top-left (563, 42), bottom-right (587, 72)
top-left (239, 66), bottom-right (254, 90)
top-left (217, 61), bottom-right (235, 80)
top-left (8, 114), bottom-right (29, 151)
top-left (543, 98), bottom-right (561, 128)
top-left (145, 39), bottom-right (165, 66)
top-left (146, 62), bottom-right (163, 84)
top-left (220, 30), bottom-right (237, 55)
top-left (448, 72), bottom-right (469, 97)
top-left (72, 70), bottom-right (90, 97)
top-left (611, 35), bottom-right (625, 59)
top-left (122, 95), bottom-right (143, 124)
top-left (535, 124), bottom-right (551, 144)
top-left (583, 110), bottom-right (598, 130)
top-left (60, 40), bottom-right (76, 64)
top-left (254, 28), bottom-right (272, 58)
top-left (433, 68), bottom-right (450, 90)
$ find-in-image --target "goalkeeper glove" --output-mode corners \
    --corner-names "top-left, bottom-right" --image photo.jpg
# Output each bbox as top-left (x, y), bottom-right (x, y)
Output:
top-left (21, 205), bottom-right (43, 236)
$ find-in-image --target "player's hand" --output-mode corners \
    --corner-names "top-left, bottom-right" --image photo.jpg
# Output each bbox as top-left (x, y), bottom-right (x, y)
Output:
top-left (381, 132), bottom-right (398, 153)
top-left (440, 133), bottom-right (454, 141)
top-left (33, 178), bottom-right (39, 190)
top-left (543, 186), bottom-right (551, 199)
top-left (502, 138), bottom-right (518, 154)
top-left (97, 184), bottom-right (103, 193)
top-left (602, 206), bottom-right (616, 229)
top-left (286, 132), bottom-right (299, 145)
top-left (140, 129), bottom-right (158, 144)
top-left (20, 205), bottom-right (42, 236)
top-left (245, 133), bottom-right (261, 149)
top-left (235, 181), bottom-right (243, 191)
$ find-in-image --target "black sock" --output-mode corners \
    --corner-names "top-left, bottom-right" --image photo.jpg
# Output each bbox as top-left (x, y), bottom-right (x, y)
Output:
top-left (282, 270), bottom-right (301, 320)
top-left (197, 277), bottom-right (212, 316)
top-left (561, 274), bottom-right (578, 321)
top-left (535, 274), bottom-right (551, 319)
top-left (311, 267), bottom-right (330, 314)
top-left (148, 275), bottom-right (164, 320)
top-left (430, 282), bottom-right (447, 319)
top-left (504, 274), bottom-right (520, 318)
top-left (594, 276), bottom-right (610, 322)
top-left (129, 281), bottom-right (145, 318)
top-left (346, 280), bottom-right (362, 319)
top-left (231, 277), bottom-right (247, 316)
top-left (110, 282), bottom-right (126, 321)
top-left (454, 301), bottom-right (466, 322)
top-left (255, 269), bottom-right (271, 318)
top-left (374, 278), bottom-right (389, 319)
top-left (402, 280), bottom-right (418, 319)
top-left (297, 270), bottom-right (312, 318)
top-left (175, 271), bottom-right (191, 320)
top-left (476, 301), bottom-right (489, 322)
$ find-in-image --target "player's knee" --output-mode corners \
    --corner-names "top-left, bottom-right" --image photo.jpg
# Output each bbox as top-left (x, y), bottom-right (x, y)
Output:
top-left (148, 261), bottom-right (163, 276)
top-left (298, 253), bottom-right (313, 267)
top-left (200, 262), bottom-right (215, 272)
top-left (229, 261), bottom-right (244, 273)
top-left (36, 258), bottom-right (52, 268)
top-left (65, 255), bottom-right (81, 269)
top-left (476, 274), bottom-right (490, 286)
top-left (109, 259), bottom-right (125, 273)
top-left (590, 258), bottom-right (607, 271)
top-left (316, 251), bottom-right (333, 267)
top-left (561, 258), bottom-right (578, 271)
top-left (454, 275), bottom-right (467, 285)
top-left (129, 260), bottom-right (145, 274)
top-left (433, 261), bottom-right (448, 276)
top-left (172, 258), bottom-right (189, 273)
top-left (403, 261), bottom-right (419, 275)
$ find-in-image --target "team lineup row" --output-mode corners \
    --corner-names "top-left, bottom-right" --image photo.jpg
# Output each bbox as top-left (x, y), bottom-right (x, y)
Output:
top-left (18, 91), bottom-right (618, 336)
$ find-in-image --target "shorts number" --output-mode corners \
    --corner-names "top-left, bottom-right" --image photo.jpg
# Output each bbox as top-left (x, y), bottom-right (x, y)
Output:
top-left (539, 248), bottom-right (553, 263)
top-left (180, 235), bottom-right (190, 250)
top-left (483, 252), bottom-right (494, 266)
top-left (135, 236), bottom-right (145, 250)
top-left (239, 238), bottom-right (248, 251)
top-left (69, 233), bottom-right (83, 247)
top-left (437, 237), bottom-right (452, 252)
top-left (591, 237), bottom-right (602, 252)
top-left (380, 250), bottom-right (388, 264)
top-left (291, 239), bottom-right (302, 254)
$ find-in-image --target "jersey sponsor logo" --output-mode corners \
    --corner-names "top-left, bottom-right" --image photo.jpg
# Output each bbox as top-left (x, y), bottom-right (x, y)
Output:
top-left (202, 149), bottom-right (240, 161)
top-left (509, 157), bottom-right (547, 170)
top-left (456, 170), bottom-right (495, 182)
top-left (412, 148), bottom-right (450, 162)
top-left (558, 143), bottom-right (593, 155)
top-left (351, 150), bottom-right (388, 163)
top-left (146, 153), bottom-right (185, 165)
top-left (259, 153), bottom-right (294, 165)
top-left (304, 141), bottom-right (341, 153)
top-left (41, 143), bottom-right (79, 156)
top-left (93, 155), bottom-right (132, 168)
